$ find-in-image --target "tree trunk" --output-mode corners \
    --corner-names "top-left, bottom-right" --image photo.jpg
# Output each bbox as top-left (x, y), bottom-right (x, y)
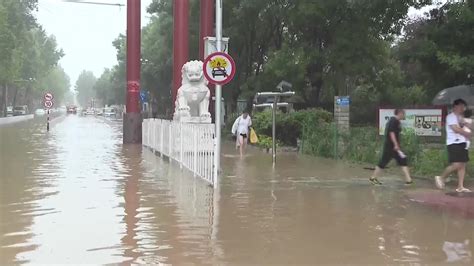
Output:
top-left (1, 84), bottom-right (7, 117)
top-left (12, 87), bottom-right (18, 108)
top-left (24, 86), bottom-right (31, 112)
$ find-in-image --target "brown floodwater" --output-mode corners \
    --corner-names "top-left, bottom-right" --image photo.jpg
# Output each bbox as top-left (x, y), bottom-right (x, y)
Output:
top-left (1, 115), bottom-right (473, 264)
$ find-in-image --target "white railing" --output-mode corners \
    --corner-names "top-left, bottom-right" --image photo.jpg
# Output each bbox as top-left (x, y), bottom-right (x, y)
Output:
top-left (142, 119), bottom-right (217, 187)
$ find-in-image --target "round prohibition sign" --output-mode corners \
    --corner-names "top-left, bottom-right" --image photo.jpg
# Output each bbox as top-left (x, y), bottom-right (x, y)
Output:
top-left (44, 100), bottom-right (54, 109)
top-left (44, 92), bottom-right (54, 101)
top-left (203, 52), bottom-right (236, 85)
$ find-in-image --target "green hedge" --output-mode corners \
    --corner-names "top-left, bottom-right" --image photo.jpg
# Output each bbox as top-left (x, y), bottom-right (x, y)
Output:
top-left (252, 108), bottom-right (332, 146)
top-left (302, 123), bottom-right (474, 177)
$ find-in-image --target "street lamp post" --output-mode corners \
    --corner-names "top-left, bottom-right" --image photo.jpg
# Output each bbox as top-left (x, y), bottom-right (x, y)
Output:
top-left (254, 91), bottom-right (295, 165)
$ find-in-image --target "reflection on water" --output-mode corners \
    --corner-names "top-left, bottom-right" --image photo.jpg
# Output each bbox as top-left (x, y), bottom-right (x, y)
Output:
top-left (1, 116), bottom-right (473, 264)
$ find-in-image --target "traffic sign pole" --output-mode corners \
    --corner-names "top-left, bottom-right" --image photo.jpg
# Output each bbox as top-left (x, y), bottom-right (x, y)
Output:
top-left (43, 92), bottom-right (54, 132)
top-left (47, 109), bottom-right (50, 132)
top-left (214, 0), bottom-right (223, 187)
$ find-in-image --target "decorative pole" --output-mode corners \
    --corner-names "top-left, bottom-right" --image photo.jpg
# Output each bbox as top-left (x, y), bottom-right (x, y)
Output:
top-left (124, 0), bottom-right (142, 144)
top-left (172, 0), bottom-right (190, 106)
top-left (199, 0), bottom-right (214, 60)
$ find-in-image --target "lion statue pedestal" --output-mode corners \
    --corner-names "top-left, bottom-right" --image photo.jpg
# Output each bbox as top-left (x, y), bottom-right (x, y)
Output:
top-left (173, 60), bottom-right (212, 124)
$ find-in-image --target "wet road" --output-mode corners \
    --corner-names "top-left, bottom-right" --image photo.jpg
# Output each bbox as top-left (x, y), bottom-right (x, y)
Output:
top-left (1, 116), bottom-right (473, 264)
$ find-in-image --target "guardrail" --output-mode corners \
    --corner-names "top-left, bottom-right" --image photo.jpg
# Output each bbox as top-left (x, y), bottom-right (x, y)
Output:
top-left (0, 114), bottom-right (34, 126)
top-left (142, 119), bottom-right (217, 187)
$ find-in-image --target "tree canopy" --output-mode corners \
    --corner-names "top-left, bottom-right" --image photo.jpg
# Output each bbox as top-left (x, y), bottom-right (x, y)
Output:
top-left (0, 0), bottom-right (69, 115)
top-left (96, 0), bottom-right (473, 124)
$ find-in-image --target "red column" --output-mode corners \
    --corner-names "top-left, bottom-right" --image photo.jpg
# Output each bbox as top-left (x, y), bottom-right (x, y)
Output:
top-left (172, 0), bottom-right (189, 105)
top-left (124, 0), bottom-right (141, 144)
top-left (126, 0), bottom-right (141, 114)
top-left (200, 0), bottom-right (215, 120)
top-left (199, 0), bottom-right (214, 60)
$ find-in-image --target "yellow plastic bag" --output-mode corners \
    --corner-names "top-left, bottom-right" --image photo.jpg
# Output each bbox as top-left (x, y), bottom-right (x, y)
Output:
top-left (250, 127), bottom-right (259, 144)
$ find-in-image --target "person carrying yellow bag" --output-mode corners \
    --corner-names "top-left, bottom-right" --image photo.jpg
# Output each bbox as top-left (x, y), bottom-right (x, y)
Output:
top-left (231, 111), bottom-right (252, 157)
top-left (250, 127), bottom-right (259, 144)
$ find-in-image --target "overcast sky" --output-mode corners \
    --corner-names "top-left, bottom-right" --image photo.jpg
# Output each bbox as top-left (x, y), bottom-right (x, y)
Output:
top-left (36, 0), bottom-right (444, 90)
top-left (36, 0), bottom-right (153, 88)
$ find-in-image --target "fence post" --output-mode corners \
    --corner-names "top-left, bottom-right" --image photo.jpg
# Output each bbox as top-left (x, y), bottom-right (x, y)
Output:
top-left (160, 120), bottom-right (164, 157)
top-left (169, 123), bottom-right (172, 159)
top-left (333, 123), bottom-right (338, 160)
top-left (213, 137), bottom-right (218, 188)
top-left (193, 125), bottom-right (198, 177)
top-left (180, 122), bottom-right (184, 169)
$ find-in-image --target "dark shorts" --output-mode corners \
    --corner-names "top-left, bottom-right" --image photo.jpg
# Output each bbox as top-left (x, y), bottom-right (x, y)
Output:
top-left (240, 133), bottom-right (248, 139)
top-left (447, 143), bottom-right (469, 163)
top-left (378, 148), bottom-right (408, 169)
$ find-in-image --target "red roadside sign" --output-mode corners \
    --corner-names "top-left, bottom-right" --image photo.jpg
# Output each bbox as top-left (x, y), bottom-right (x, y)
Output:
top-left (203, 52), bottom-right (236, 85)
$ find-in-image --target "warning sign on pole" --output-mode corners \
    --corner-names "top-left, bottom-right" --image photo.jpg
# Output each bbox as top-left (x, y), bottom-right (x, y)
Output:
top-left (203, 52), bottom-right (236, 85)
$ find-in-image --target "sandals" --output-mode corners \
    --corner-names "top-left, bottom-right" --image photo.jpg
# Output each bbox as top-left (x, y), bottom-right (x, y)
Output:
top-left (369, 177), bottom-right (382, 185)
top-left (435, 176), bottom-right (445, 189)
top-left (456, 188), bottom-right (472, 193)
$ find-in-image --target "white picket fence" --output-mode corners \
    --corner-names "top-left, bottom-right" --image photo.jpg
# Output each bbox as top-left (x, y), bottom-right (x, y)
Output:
top-left (142, 119), bottom-right (217, 187)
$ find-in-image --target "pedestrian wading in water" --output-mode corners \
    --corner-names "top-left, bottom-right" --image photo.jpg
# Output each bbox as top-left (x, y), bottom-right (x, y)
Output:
top-left (435, 99), bottom-right (472, 193)
top-left (232, 111), bottom-right (252, 157)
top-left (370, 109), bottom-right (413, 186)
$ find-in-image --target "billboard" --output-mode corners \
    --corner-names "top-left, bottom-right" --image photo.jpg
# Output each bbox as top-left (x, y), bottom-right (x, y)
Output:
top-left (378, 108), bottom-right (444, 137)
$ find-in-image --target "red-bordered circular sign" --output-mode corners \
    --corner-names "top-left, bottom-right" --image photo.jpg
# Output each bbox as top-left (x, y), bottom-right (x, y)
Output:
top-left (203, 52), bottom-right (236, 85)
top-left (44, 92), bottom-right (54, 101)
top-left (44, 100), bottom-right (54, 109)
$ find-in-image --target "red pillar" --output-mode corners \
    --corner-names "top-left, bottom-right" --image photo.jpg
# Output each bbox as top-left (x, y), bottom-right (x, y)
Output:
top-left (124, 0), bottom-right (142, 144)
top-left (199, 0), bottom-right (214, 60)
top-left (200, 0), bottom-right (215, 120)
top-left (172, 0), bottom-right (189, 105)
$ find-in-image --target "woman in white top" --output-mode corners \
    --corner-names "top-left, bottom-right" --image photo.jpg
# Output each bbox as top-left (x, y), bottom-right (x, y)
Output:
top-left (231, 111), bottom-right (252, 157)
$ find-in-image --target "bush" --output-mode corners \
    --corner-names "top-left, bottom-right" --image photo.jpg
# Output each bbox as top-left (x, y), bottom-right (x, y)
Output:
top-left (300, 124), bottom-right (474, 177)
top-left (340, 127), bottom-right (380, 163)
top-left (255, 134), bottom-right (281, 150)
top-left (252, 108), bottom-right (333, 146)
top-left (301, 122), bottom-right (337, 158)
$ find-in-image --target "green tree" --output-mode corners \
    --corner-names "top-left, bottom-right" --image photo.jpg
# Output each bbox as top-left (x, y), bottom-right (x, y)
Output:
top-left (75, 71), bottom-right (97, 107)
top-left (94, 68), bottom-right (113, 106)
top-left (395, 0), bottom-right (474, 98)
top-left (37, 66), bottom-right (71, 106)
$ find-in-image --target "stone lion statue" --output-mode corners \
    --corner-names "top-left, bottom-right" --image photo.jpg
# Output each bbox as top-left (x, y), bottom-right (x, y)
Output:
top-left (173, 60), bottom-right (211, 123)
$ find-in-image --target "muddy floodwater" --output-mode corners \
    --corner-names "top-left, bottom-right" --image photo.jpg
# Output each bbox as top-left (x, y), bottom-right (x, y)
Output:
top-left (1, 116), bottom-right (473, 264)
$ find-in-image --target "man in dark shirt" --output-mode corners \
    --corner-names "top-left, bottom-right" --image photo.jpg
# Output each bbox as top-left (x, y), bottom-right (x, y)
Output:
top-left (370, 109), bottom-right (413, 185)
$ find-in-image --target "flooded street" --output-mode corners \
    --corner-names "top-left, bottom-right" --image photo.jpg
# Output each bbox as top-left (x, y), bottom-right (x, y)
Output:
top-left (1, 116), bottom-right (473, 264)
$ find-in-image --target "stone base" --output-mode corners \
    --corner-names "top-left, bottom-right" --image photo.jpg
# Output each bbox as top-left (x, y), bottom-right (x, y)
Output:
top-left (177, 116), bottom-right (212, 124)
top-left (123, 113), bottom-right (142, 144)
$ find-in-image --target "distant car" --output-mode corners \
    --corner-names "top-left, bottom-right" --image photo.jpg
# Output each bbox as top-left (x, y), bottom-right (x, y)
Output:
top-left (34, 109), bottom-right (46, 116)
top-left (85, 109), bottom-right (95, 116)
top-left (103, 108), bottom-right (116, 118)
top-left (6, 106), bottom-right (13, 116)
top-left (13, 105), bottom-right (29, 116)
top-left (67, 105), bottom-right (77, 114)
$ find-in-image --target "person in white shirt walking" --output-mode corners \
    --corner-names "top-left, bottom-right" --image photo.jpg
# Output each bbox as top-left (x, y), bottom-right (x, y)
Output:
top-left (232, 111), bottom-right (252, 157)
top-left (435, 99), bottom-right (472, 193)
